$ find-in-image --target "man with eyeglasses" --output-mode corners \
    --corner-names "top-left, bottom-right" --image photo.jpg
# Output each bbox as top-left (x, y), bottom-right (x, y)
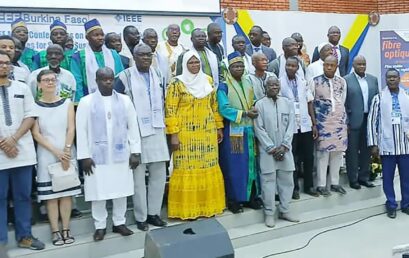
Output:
top-left (115, 43), bottom-right (169, 231)
top-left (0, 49), bottom-right (45, 250)
top-left (28, 44), bottom-right (76, 100)
top-left (0, 35), bottom-right (29, 83)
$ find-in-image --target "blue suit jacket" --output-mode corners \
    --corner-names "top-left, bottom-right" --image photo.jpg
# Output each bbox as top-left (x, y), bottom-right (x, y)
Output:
top-left (312, 45), bottom-right (350, 76)
top-left (245, 44), bottom-right (277, 63)
top-left (344, 73), bottom-right (378, 130)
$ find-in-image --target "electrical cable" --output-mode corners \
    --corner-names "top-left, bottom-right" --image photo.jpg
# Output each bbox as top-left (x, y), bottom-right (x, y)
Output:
top-left (261, 211), bottom-right (387, 257)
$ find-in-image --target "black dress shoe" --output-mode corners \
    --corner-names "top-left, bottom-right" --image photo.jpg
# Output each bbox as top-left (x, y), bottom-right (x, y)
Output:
top-left (113, 224), bottom-right (134, 236)
top-left (93, 228), bottom-right (106, 241)
top-left (316, 187), bottom-right (331, 197)
top-left (71, 209), bottom-right (82, 218)
top-left (227, 201), bottom-right (244, 214)
top-left (330, 185), bottom-right (347, 195)
top-left (387, 209), bottom-right (397, 219)
top-left (244, 198), bottom-right (263, 210)
top-left (147, 215), bottom-right (167, 227)
top-left (358, 181), bottom-right (375, 188)
top-left (349, 182), bottom-right (361, 190)
top-left (305, 188), bottom-right (320, 197)
top-left (136, 221), bottom-right (149, 231)
top-left (292, 190), bottom-right (300, 200)
top-left (402, 208), bottom-right (409, 215)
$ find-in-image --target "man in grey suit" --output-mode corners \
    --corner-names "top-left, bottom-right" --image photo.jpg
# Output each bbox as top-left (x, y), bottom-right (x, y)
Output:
top-left (312, 26), bottom-right (350, 77)
top-left (345, 55), bottom-right (378, 189)
top-left (245, 26), bottom-right (276, 62)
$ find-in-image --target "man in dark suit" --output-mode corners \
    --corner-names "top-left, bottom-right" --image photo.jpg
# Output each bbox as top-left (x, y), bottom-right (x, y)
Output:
top-left (245, 26), bottom-right (276, 62)
top-left (312, 26), bottom-right (349, 76)
top-left (345, 55), bottom-right (378, 189)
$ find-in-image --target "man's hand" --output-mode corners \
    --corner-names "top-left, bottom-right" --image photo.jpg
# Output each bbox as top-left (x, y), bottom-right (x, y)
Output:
top-left (371, 146), bottom-right (379, 158)
top-left (53, 149), bottom-right (71, 163)
top-left (246, 107), bottom-right (259, 119)
top-left (4, 146), bottom-right (18, 158)
top-left (0, 137), bottom-right (17, 153)
top-left (273, 145), bottom-right (288, 161)
top-left (217, 129), bottom-right (223, 143)
top-left (129, 153), bottom-right (141, 170)
top-left (312, 125), bottom-right (319, 140)
top-left (170, 134), bottom-right (180, 152)
top-left (81, 158), bottom-right (95, 176)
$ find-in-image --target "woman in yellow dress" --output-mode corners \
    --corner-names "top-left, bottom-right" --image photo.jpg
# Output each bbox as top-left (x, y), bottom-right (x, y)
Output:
top-left (165, 50), bottom-right (225, 220)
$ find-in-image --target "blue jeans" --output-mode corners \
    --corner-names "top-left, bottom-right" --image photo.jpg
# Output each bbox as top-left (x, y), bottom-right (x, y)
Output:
top-left (381, 155), bottom-right (409, 210)
top-left (0, 165), bottom-right (33, 244)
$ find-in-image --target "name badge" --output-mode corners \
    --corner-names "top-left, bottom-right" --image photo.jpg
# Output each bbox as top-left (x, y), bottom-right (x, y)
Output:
top-left (392, 112), bottom-right (401, 125)
top-left (294, 102), bottom-right (300, 115)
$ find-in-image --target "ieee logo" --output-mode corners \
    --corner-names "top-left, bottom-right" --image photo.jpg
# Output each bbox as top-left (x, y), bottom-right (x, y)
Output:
top-left (114, 14), bottom-right (142, 23)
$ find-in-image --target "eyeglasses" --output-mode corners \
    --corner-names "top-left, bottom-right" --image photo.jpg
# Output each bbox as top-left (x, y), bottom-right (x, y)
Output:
top-left (40, 78), bottom-right (58, 83)
top-left (136, 53), bottom-right (153, 58)
top-left (0, 62), bottom-right (11, 67)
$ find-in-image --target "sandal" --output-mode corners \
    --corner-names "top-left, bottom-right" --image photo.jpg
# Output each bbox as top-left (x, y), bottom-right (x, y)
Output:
top-left (62, 229), bottom-right (75, 244)
top-left (52, 231), bottom-right (64, 246)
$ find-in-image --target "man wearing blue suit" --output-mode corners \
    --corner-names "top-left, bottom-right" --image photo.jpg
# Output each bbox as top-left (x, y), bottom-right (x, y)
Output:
top-left (312, 26), bottom-right (349, 76)
top-left (345, 55), bottom-right (378, 189)
top-left (245, 26), bottom-right (276, 62)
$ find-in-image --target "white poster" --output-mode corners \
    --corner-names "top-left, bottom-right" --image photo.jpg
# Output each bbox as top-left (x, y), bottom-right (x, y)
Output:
top-left (0, 12), bottom-right (212, 51)
top-left (0, 0), bottom-right (220, 14)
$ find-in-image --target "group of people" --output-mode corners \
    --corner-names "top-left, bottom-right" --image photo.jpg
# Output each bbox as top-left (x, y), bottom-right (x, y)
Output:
top-left (1, 16), bottom-right (408, 253)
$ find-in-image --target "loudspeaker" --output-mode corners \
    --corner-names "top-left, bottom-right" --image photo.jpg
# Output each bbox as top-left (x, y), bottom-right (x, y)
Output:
top-left (144, 218), bottom-right (234, 258)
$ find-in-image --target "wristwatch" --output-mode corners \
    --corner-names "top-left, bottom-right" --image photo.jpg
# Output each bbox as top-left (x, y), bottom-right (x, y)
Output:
top-left (65, 144), bottom-right (72, 149)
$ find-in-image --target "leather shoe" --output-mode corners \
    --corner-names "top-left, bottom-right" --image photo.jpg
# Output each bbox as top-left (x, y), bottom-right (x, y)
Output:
top-left (330, 185), bottom-right (347, 195)
top-left (305, 188), bottom-right (319, 197)
top-left (113, 224), bottom-right (134, 236)
top-left (349, 182), bottom-right (361, 190)
top-left (292, 190), bottom-right (300, 200)
top-left (279, 212), bottom-right (300, 223)
top-left (93, 229), bottom-right (106, 241)
top-left (358, 181), bottom-right (375, 188)
top-left (265, 215), bottom-right (275, 228)
top-left (387, 209), bottom-right (397, 219)
top-left (316, 187), bottom-right (331, 197)
top-left (401, 208), bottom-right (409, 215)
top-left (147, 215), bottom-right (167, 227)
top-left (136, 221), bottom-right (149, 231)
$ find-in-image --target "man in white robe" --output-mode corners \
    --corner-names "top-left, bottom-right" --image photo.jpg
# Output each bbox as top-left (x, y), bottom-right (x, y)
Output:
top-left (156, 24), bottom-right (186, 84)
top-left (115, 43), bottom-right (169, 231)
top-left (254, 76), bottom-right (299, 228)
top-left (76, 67), bottom-right (141, 241)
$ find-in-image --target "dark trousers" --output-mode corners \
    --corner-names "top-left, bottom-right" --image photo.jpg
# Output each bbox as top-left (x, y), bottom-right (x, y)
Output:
top-left (0, 166), bottom-right (33, 243)
top-left (346, 115), bottom-right (371, 184)
top-left (292, 131), bottom-right (314, 192)
top-left (381, 155), bottom-right (409, 210)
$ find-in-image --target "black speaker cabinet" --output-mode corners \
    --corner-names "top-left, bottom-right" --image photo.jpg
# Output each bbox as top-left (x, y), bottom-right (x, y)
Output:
top-left (144, 218), bottom-right (234, 258)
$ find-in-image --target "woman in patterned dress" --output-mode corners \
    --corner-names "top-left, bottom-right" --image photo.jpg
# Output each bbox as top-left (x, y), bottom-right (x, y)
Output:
top-left (165, 51), bottom-right (225, 220)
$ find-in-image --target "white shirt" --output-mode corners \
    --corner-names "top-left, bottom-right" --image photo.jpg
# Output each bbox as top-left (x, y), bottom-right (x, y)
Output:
top-left (27, 67), bottom-right (76, 100)
top-left (305, 59), bottom-right (340, 81)
top-left (354, 72), bottom-right (369, 113)
top-left (0, 81), bottom-right (37, 170)
top-left (251, 43), bottom-right (262, 53)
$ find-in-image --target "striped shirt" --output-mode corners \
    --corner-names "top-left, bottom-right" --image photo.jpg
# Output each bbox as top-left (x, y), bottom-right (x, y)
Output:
top-left (367, 94), bottom-right (409, 155)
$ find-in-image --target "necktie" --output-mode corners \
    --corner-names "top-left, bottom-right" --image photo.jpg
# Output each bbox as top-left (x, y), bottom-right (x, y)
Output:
top-left (254, 47), bottom-right (260, 52)
top-left (332, 46), bottom-right (338, 59)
